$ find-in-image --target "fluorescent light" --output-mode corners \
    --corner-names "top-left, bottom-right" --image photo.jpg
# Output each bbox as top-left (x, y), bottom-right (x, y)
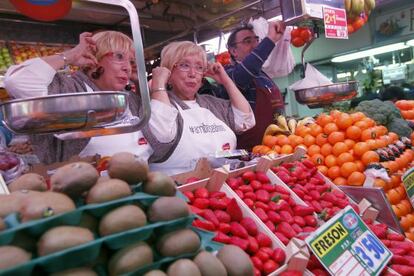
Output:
top-left (407, 39), bottom-right (414, 46)
top-left (331, 42), bottom-right (410, 63)
top-left (268, 15), bottom-right (283, 22)
top-left (198, 33), bottom-right (230, 54)
top-left (337, 72), bottom-right (351, 78)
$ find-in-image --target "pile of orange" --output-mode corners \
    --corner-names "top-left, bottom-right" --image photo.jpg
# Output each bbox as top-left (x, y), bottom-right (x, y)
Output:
top-left (396, 100), bottom-right (414, 120)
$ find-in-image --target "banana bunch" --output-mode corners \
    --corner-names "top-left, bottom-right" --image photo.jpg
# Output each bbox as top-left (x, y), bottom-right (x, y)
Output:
top-left (345, 0), bottom-right (375, 18)
top-left (263, 115), bottom-right (315, 137)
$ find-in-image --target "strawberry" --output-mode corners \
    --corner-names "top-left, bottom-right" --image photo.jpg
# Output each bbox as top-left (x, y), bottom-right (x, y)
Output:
top-left (265, 220), bottom-right (276, 232)
top-left (194, 187), bottom-right (209, 198)
top-left (226, 198), bottom-right (243, 222)
top-left (244, 192), bottom-right (257, 201)
top-left (256, 189), bottom-right (270, 203)
top-left (279, 270), bottom-right (303, 276)
top-left (251, 256), bottom-right (263, 271)
top-left (201, 209), bottom-right (220, 227)
top-left (277, 222), bottom-right (296, 239)
top-left (275, 232), bottom-right (289, 245)
top-left (304, 215), bottom-right (317, 227)
top-left (392, 255), bottom-right (410, 265)
top-left (210, 191), bottom-right (226, 198)
top-left (230, 222), bottom-right (249, 239)
top-left (293, 205), bottom-right (314, 216)
top-left (183, 191), bottom-right (194, 203)
top-left (247, 236), bottom-right (260, 255)
top-left (185, 177), bottom-right (200, 183)
top-left (230, 236), bottom-right (249, 251)
top-left (262, 184), bottom-right (276, 192)
top-left (244, 198), bottom-right (254, 209)
top-left (214, 210), bottom-right (231, 223)
top-left (256, 232), bottom-right (272, 247)
top-left (387, 233), bottom-right (405, 241)
top-left (250, 180), bottom-right (262, 190)
top-left (254, 208), bottom-right (269, 222)
top-left (227, 177), bottom-right (240, 189)
top-left (193, 219), bottom-right (215, 231)
top-left (234, 189), bottom-right (244, 199)
top-left (193, 198), bottom-right (209, 209)
top-left (218, 222), bottom-right (231, 234)
top-left (255, 201), bottom-right (270, 211)
top-left (263, 259), bottom-right (279, 274)
top-left (242, 171), bottom-right (256, 183)
top-left (213, 231), bottom-right (231, 244)
top-left (273, 248), bottom-right (286, 263)
top-left (256, 171), bottom-right (270, 183)
top-left (280, 210), bottom-right (294, 224)
top-left (209, 198), bottom-right (227, 210)
top-left (239, 185), bottom-right (253, 194)
top-left (293, 216), bottom-right (306, 227)
top-left (291, 223), bottom-right (302, 233)
top-left (268, 210), bottom-right (282, 224)
top-left (255, 249), bottom-right (270, 262)
top-left (240, 217), bottom-right (258, 236)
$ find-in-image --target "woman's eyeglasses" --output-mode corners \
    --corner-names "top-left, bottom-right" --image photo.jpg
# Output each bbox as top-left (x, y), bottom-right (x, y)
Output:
top-left (105, 51), bottom-right (136, 67)
top-left (174, 62), bottom-right (206, 74)
top-left (234, 36), bottom-right (259, 46)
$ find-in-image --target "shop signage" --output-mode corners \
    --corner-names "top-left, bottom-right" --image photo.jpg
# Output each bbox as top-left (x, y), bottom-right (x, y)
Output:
top-left (402, 167), bottom-right (414, 207)
top-left (374, 4), bottom-right (414, 43)
top-left (323, 6), bottom-right (348, 39)
top-left (10, 0), bottom-right (72, 22)
top-left (306, 206), bottom-right (392, 275)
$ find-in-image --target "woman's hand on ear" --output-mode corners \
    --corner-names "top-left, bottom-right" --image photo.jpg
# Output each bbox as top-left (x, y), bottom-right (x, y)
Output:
top-left (205, 62), bottom-right (231, 85)
top-left (65, 32), bottom-right (98, 68)
top-left (151, 66), bottom-right (171, 90)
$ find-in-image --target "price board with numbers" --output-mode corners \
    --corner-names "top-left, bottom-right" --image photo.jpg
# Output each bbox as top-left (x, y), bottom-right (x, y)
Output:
top-left (323, 6), bottom-right (348, 39)
top-left (306, 206), bottom-right (392, 275)
top-left (402, 167), bottom-right (414, 207)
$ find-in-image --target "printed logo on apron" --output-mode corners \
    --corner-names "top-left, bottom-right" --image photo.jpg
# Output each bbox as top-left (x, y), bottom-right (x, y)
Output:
top-left (222, 143), bottom-right (231, 151)
top-left (138, 137), bottom-right (148, 145)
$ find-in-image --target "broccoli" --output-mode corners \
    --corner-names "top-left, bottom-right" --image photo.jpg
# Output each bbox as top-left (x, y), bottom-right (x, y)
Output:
top-left (354, 99), bottom-right (412, 137)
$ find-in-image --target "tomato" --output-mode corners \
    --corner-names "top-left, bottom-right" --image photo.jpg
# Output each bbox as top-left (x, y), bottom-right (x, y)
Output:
top-left (352, 17), bottom-right (365, 31)
top-left (291, 28), bottom-right (301, 38)
top-left (347, 24), bottom-right (354, 34)
top-left (300, 28), bottom-right (312, 42)
top-left (291, 37), bottom-right (305, 47)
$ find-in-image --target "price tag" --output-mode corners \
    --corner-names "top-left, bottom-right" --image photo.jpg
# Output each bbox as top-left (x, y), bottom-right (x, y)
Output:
top-left (323, 6), bottom-right (348, 39)
top-left (306, 206), bottom-right (392, 275)
top-left (402, 167), bottom-right (414, 207)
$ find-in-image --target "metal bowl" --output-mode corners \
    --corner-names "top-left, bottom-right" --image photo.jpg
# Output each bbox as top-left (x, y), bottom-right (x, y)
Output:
top-left (0, 91), bottom-right (129, 134)
top-left (294, 81), bottom-right (358, 108)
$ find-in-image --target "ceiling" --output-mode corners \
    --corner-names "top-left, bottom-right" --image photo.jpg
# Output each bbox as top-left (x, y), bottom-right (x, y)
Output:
top-left (0, 0), bottom-right (281, 59)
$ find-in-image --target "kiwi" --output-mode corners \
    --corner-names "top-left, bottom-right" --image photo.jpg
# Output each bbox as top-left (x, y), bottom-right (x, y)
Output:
top-left (37, 226), bottom-right (94, 256)
top-left (79, 212), bottom-right (99, 233)
top-left (108, 241), bottom-right (153, 276)
top-left (144, 270), bottom-right (167, 276)
top-left (0, 246), bottom-right (31, 270)
top-left (157, 229), bottom-right (200, 257)
top-left (8, 173), bottom-right (47, 192)
top-left (99, 205), bottom-right (147, 236)
top-left (148, 197), bottom-right (189, 222)
top-left (0, 190), bottom-right (40, 218)
top-left (167, 259), bottom-right (201, 276)
top-left (217, 245), bottom-right (254, 276)
top-left (19, 191), bottom-right (76, 222)
top-left (108, 152), bottom-right (149, 184)
top-left (143, 172), bottom-right (176, 196)
top-left (51, 162), bottom-right (99, 198)
top-left (194, 251), bottom-right (227, 276)
top-left (86, 179), bottom-right (131, 204)
top-left (50, 267), bottom-right (97, 276)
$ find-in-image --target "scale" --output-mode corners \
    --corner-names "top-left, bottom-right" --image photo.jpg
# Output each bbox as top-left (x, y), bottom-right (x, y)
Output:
top-left (280, 0), bottom-right (358, 109)
top-left (0, 0), bottom-right (150, 140)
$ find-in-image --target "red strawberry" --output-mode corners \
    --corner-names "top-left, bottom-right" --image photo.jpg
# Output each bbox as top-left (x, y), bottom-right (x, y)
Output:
top-left (194, 187), bottom-right (209, 198)
top-left (230, 236), bottom-right (249, 251)
top-left (256, 232), bottom-right (272, 247)
top-left (273, 248), bottom-right (286, 263)
top-left (192, 219), bottom-right (215, 231)
top-left (263, 259), bottom-right (279, 274)
top-left (193, 198), bottom-right (209, 209)
top-left (183, 191), bottom-right (194, 203)
top-left (240, 217), bottom-right (258, 236)
top-left (218, 222), bottom-right (231, 234)
top-left (214, 210), bottom-right (231, 223)
top-left (230, 222), bottom-right (249, 239)
top-left (242, 171), bottom-right (256, 183)
top-left (251, 256), bottom-right (263, 271)
top-left (213, 231), bottom-right (231, 244)
top-left (226, 198), bottom-right (243, 222)
top-left (247, 235), bottom-right (260, 254)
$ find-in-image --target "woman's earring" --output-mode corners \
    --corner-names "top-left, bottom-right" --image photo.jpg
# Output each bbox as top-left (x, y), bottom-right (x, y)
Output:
top-left (166, 84), bottom-right (172, 90)
top-left (91, 66), bottom-right (105, 79)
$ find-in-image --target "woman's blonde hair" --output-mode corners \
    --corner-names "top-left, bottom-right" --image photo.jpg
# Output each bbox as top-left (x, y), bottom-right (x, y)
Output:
top-left (160, 41), bottom-right (207, 70)
top-left (93, 31), bottom-right (133, 60)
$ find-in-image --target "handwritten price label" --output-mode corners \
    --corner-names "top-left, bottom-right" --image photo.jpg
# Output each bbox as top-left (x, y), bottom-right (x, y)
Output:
top-left (323, 6), bottom-right (348, 39)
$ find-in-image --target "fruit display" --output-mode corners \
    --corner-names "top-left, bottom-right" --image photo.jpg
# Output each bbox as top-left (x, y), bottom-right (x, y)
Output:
top-left (37, 43), bottom-right (66, 57)
top-left (395, 100), bottom-right (414, 121)
top-left (9, 41), bottom-right (40, 64)
top-left (0, 41), bottom-right (13, 72)
top-left (290, 27), bottom-right (313, 48)
top-left (345, 0), bottom-right (376, 34)
top-left (215, 51), bottom-right (231, 66)
top-left (183, 185), bottom-right (286, 275)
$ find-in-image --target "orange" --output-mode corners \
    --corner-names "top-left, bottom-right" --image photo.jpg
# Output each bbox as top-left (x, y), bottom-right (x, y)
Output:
top-left (373, 178), bottom-right (387, 189)
top-left (400, 216), bottom-right (411, 231)
top-left (307, 145), bottom-right (321, 156)
top-left (374, 139), bottom-right (386, 149)
top-left (340, 162), bottom-right (358, 178)
top-left (337, 152), bottom-right (354, 166)
top-left (332, 142), bottom-right (349, 156)
top-left (344, 139), bottom-right (356, 150)
top-left (390, 175), bottom-right (401, 188)
top-left (252, 145), bottom-right (264, 154)
top-left (317, 113), bottom-right (334, 127)
top-left (309, 124), bottom-right (323, 137)
top-left (280, 144), bottom-right (293, 154)
top-left (350, 111), bottom-right (366, 123)
top-left (376, 126), bottom-right (388, 136)
top-left (333, 177), bottom-right (347, 186)
top-left (273, 145), bottom-right (281, 153)
top-left (336, 113), bottom-right (353, 130)
top-left (296, 126), bottom-right (311, 137)
top-left (325, 155), bottom-right (337, 168)
top-left (263, 135), bottom-right (278, 148)
top-left (323, 123), bottom-right (339, 135)
top-left (258, 145), bottom-right (272, 155)
top-left (310, 154), bottom-right (325, 165)
top-left (328, 131), bottom-right (345, 145)
top-left (406, 232), bottom-right (414, 241)
top-left (327, 166), bottom-right (341, 179)
top-left (330, 110), bottom-right (342, 119)
top-left (388, 132), bottom-right (399, 142)
top-left (365, 139), bottom-right (377, 150)
top-left (361, 128), bottom-right (378, 141)
top-left (354, 121), bottom-right (369, 130)
top-left (320, 144), bottom-right (333, 157)
top-left (317, 165), bottom-right (329, 175)
top-left (315, 133), bottom-right (328, 146)
top-left (355, 160), bottom-right (365, 172)
top-left (392, 205), bottom-right (404, 218)
top-left (361, 151), bottom-right (380, 165)
top-left (380, 135), bottom-right (392, 146)
top-left (277, 135), bottom-right (290, 146)
top-left (362, 118), bottom-right (376, 128)
top-left (353, 142), bottom-right (370, 157)
top-left (347, 171), bottom-right (366, 186)
top-left (345, 126), bottom-right (362, 140)
top-left (387, 189), bottom-right (401, 205)
top-left (303, 135), bottom-right (316, 147)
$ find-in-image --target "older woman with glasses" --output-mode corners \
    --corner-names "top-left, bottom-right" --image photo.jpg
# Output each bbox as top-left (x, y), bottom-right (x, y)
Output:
top-left (143, 41), bottom-right (255, 175)
top-left (5, 31), bottom-right (153, 164)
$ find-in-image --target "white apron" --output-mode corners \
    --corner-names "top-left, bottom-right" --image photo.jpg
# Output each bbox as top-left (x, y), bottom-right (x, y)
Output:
top-left (150, 102), bottom-right (237, 175)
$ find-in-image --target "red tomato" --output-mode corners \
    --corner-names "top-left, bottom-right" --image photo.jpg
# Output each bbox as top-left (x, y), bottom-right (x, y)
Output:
top-left (291, 37), bottom-right (305, 47)
top-left (291, 28), bottom-right (301, 38)
top-left (352, 17), bottom-right (365, 31)
top-left (300, 28), bottom-right (312, 42)
top-left (347, 24), bottom-right (354, 34)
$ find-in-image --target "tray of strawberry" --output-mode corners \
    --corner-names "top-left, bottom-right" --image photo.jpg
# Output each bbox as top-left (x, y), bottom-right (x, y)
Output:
top-left (271, 158), bottom-right (360, 221)
top-left (180, 182), bottom-right (288, 276)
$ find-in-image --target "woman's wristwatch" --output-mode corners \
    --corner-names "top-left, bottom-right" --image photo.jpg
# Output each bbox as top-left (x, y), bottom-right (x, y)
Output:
top-left (56, 52), bottom-right (69, 71)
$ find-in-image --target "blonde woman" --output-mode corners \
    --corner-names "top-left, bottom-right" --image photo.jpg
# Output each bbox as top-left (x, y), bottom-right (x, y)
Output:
top-left (144, 41), bottom-right (255, 175)
top-left (5, 31), bottom-right (152, 164)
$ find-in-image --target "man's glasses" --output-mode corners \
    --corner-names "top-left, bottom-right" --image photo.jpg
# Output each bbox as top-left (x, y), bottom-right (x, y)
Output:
top-left (174, 62), bottom-right (206, 74)
top-left (105, 51), bottom-right (136, 67)
top-left (234, 36), bottom-right (259, 46)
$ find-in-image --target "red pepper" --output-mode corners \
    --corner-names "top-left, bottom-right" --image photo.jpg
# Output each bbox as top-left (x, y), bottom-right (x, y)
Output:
top-left (230, 222), bottom-right (249, 239)
top-left (226, 198), bottom-right (243, 222)
top-left (201, 209), bottom-right (220, 227)
top-left (277, 221), bottom-right (297, 239)
top-left (193, 198), bottom-right (209, 209)
top-left (230, 236), bottom-right (249, 251)
top-left (241, 217), bottom-right (258, 236)
top-left (256, 232), bottom-right (272, 247)
top-left (293, 205), bottom-right (315, 216)
top-left (254, 208), bottom-right (269, 222)
top-left (213, 231), bottom-right (231, 244)
top-left (192, 219), bottom-right (215, 231)
top-left (250, 180), bottom-right (262, 191)
top-left (183, 191), bottom-right (194, 203)
top-left (194, 187), bottom-right (209, 198)
top-left (242, 171), bottom-right (256, 183)
top-left (256, 189), bottom-right (270, 203)
top-left (209, 198), bottom-right (227, 210)
top-left (214, 210), bottom-right (231, 223)
top-left (256, 171), bottom-right (270, 183)
top-left (247, 236), bottom-right (260, 255)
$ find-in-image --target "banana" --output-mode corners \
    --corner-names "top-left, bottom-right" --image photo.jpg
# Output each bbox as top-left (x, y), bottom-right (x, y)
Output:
top-left (345, 0), bottom-right (352, 13)
top-left (288, 119), bottom-right (297, 135)
top-left (364, 0), bottom-right (375, 11)
top-left (351, 0), bottom-right (364, 15)
top-left (263, 124), bottom-right (289, 138)
top-left (277, 115), bottom-right (289, 132)
top-left (297, 117), bottom-right (315, 129)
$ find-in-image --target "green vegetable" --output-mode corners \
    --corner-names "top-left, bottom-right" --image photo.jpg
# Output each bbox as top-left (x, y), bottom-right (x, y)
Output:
top-left (354, 99), bottom-right (412, 137)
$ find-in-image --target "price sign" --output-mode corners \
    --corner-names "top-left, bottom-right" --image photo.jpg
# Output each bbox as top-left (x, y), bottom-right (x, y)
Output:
top-left (306, 206), bottom-right (392, 275)
top-left (323, 6), bottom-right (348, 39)
top-left (402, 167), bottom-right (414, 207)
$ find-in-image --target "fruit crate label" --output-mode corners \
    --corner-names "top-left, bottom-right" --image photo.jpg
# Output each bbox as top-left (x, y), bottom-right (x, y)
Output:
top-left (323, 6), bottom-right (349, 39)
top-left (402, 167), bottom-right (414, 207)
top-left (306, 206), bottom-right (392, 276)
